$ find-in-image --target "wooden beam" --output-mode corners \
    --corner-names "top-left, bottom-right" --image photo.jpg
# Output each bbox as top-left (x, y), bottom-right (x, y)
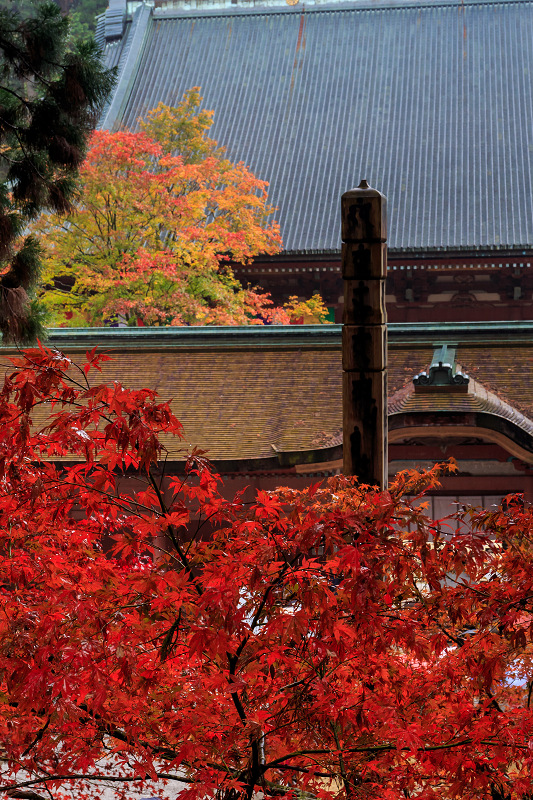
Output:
top-left (341, 180), bottom-right (388, 487)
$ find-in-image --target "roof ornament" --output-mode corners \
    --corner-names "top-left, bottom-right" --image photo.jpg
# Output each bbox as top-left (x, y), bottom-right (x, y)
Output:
top-left (104, 0), bottom-right (126, 41)
top-left (413, 344), bottom-right (469, 391)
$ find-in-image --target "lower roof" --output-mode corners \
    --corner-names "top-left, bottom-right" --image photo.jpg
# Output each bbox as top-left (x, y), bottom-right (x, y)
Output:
top-left (8, 323), bottom-right (533, 469)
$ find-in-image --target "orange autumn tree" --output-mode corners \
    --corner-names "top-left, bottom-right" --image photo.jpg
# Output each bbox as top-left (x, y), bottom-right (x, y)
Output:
top-left (2, 344), bottom-right (533, 800)
top-left (37, 89), bottom-right (328, 327)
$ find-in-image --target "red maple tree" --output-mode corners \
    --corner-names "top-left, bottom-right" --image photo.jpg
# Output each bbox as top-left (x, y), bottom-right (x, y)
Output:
top-left (0, 345), bottom-right (532, 800)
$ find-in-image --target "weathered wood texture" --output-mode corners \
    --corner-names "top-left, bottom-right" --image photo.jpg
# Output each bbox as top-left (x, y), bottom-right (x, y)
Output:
top-left (342, 180), bottom-right (388, 487)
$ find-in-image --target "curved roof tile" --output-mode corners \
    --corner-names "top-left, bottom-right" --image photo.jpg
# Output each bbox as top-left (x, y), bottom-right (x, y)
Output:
top-left (389, 374), bottom-right (533, 444)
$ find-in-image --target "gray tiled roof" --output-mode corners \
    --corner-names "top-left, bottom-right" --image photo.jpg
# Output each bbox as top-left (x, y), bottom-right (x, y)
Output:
top-left (100, 0), bottom-right (533, 254)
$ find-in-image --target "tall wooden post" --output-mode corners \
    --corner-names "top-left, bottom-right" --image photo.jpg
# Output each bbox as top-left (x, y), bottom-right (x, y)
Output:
top-left (341, 179), bottom-right (388, 488)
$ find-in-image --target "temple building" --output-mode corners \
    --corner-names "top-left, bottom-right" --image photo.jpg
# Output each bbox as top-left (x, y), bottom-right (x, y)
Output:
top-left (97, 0), bottom-right (533, 323)
top-left (80, 0), bottom-right (533, 509)
top-left (22, 322), bottom-right (533, 515)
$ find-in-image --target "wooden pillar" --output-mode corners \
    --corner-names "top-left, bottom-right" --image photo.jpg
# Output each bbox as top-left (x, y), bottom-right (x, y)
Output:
top-left (341, 180), bottom-right (388, 488)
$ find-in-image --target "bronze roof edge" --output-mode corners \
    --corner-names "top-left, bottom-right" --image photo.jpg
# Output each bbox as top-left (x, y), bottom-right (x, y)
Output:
top-left (271, 442), bottom-right (343, 468)
top-left (3, 320), bottom-right (533, 350)
top-left (154, 442), bottom-right (344, 474)
top-left (0, 325), bottom-right (341, 352)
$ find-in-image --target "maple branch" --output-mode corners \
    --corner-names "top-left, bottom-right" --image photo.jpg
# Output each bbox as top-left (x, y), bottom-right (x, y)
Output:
top-left (485, 688), bottom-right (504, 714)
top-left (226, 654), bottom-right (247, 727)
top-left (231, 561), bottom-right (293, 668)
top-left (221, 541), bottom-right (316, 789)
top-left (329, 721), bottom-right (349, 795)
top-left (1, 773), bottom-right (188, 791)
top-left (21, 716), bottom-right (51, 757)
top-left (73, 703), bottom-right (169, 757)
top-left (264, 737), bottom-right (480, 768)
top-left (287, 735), bottom-right (533, 768)
top-left (0, 477), bottom-right (161, 526)
top-left (147, 466), bottom-right (203, 597)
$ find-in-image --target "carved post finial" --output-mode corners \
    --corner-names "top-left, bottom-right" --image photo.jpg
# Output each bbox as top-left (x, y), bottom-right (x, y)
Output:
top-left (341, 182), bottom-right (388, 488)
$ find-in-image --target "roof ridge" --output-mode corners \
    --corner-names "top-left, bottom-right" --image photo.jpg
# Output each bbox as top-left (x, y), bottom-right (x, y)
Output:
top-left (99, 3), bottom-right (152, 130)
top-left (153, 0), bottom-right (533, 19)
